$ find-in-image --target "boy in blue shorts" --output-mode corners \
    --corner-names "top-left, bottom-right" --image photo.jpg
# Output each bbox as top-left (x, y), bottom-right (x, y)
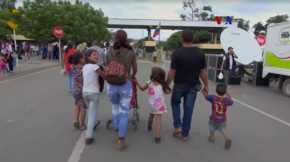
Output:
top-left (202, 83), bottom-right (234, 149)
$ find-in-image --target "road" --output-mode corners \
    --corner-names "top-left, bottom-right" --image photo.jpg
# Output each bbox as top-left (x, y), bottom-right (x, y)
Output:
top-left (0, 60), bottom-right (290, 162)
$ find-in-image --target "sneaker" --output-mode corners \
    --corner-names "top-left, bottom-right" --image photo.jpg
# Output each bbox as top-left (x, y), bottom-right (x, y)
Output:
top-left (155, 136), bottom-right (161, 144)
top-left (85, 138), bottom-right (95, 145)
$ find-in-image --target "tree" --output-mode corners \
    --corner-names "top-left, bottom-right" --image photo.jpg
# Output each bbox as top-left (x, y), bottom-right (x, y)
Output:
top-left (17, 0), bottom-right (109, 43)
top-left (253, 22), bottom-right (266, 36)
top-left (194, 31), bottom-right (212, 43)
top-left (167, 30), bottom-right (212, 49)
top-left (0, 0), bottom-right (20, 38)
top-left (167, 31), bottom-right (182, 49)
top-left (234, 18), bottom-right (250, 31)
top-left (252, 14), bottom-right (289, 36)
top-left (179, 0), bottom-right (212, 21)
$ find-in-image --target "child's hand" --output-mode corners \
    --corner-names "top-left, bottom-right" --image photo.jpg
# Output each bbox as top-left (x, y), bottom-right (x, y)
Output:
top-left (202, 89), bottom-right (207, 96)
top-left (165, 88), bottom-right (171, 94)
top-left (226, 91), bottom-right (231, 96)
top-left (132, 78), bottom-right (138, 83)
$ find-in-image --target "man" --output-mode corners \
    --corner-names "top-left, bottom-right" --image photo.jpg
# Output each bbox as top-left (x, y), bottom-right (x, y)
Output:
top-left (47, 42), bottom-right (53, 59)
top-left (166, 29), bottom-right (209, 142)
top-left (88, 40), bottom-right (106, 92)
top-left (153, 50), bottom-right (157, 63)
top-left (221, 47), bottom-right (238, 86)
top-left (24, 43), bottom-right (30, 61)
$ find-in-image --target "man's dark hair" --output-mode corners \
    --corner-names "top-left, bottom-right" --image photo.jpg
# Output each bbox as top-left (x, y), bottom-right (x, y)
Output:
top-left (92, 40), bottom-right (99, 46)
top-left (182, 29), bottom-right (194, 43)
top-left (105, 42), bottom-right (110, 47)
top-left (228, 47), bottom-right (233, 50)
top-left (216, 83), bottom-right (227, 95)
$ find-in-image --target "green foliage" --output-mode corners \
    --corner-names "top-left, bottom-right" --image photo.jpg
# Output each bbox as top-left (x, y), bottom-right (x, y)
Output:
top-left (180, 0), bottom-right (212, 21)
top-left (167, 31), bottom-right (182, 49)
top-left (234, 18), bottom-right (250, 31)
top-left (0, 0), bottom-right (20, 38)
top-left (253, 14), bottom-right (289, 36)
top-left (17, 0), bottom-right (109, 43)
top-left (194, 31), bottom-right (212, 43)
top-left (167, 30), bottom-right (212, 49)
top-left (133, 42), bottom-right (143, 49)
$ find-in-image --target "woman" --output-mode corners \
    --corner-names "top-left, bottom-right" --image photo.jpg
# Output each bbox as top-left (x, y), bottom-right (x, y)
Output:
top-left (105, 30), bottom-right (138, 150)
top-left (62, 41), bottom-right (76, 93)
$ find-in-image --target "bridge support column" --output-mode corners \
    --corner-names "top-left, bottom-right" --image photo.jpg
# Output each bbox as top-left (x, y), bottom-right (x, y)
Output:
top-left (213, 32), bottom-right (218, 44)
top-left (147, 27), bottom-right (151, 41)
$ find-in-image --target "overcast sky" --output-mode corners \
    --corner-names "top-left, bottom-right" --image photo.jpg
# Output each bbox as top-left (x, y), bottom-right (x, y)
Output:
top-left (15, 0), bottom-right (289, 41)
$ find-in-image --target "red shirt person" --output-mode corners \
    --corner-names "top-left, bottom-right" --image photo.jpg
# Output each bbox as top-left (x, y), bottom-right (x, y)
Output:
top-left (62, 41), bottom-right (76, 93)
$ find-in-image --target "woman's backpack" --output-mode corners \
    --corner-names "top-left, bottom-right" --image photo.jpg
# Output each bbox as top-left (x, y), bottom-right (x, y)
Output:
top-left (104, 49), bottom-right (129, 85)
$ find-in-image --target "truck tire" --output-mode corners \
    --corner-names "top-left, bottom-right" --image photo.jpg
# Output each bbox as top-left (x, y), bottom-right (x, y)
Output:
top-left (282, 78), bottom-right (290, 97)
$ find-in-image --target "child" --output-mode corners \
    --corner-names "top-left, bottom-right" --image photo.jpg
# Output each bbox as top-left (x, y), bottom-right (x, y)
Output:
top-left (67, 51), bottom-right (87, 130)
top-left (134, 67), bottom-right (170, 144)
top-left (0, 53), bottom-right (6, 73)
top-left (82, 49), bottom-right (106, 145)
top-left (202, 83), bottom-right (234, 149)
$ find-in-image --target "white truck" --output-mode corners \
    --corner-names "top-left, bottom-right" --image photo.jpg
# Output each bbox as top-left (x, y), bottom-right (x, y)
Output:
top-left (262, 21), bottom-right (290, 96)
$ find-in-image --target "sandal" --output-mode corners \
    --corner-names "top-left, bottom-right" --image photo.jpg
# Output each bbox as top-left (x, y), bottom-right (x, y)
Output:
top-left (207, 136), bottom-right (215, 143)
top-left (74, 121), bottom-right (80, 129)
top-left (225, 139), bottom-right (232, 149)
top-left (93, 120), bottom-right (101, 130)
top-left (173, 128), bottom-right (182, 137)
top-left (80, 125), bottom-right (87, 130)
top-left (182, 136), bottom-right (189, 142)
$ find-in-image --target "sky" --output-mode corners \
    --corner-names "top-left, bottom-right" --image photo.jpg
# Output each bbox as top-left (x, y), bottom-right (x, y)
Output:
top-left (15, 0), bottom-right (289, 41)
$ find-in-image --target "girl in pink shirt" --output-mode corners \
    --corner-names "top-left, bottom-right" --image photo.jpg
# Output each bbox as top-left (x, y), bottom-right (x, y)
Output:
top-left (0, 53), bottom-right (6, 73)
top-left (134, 67), bottom-right (170, 144)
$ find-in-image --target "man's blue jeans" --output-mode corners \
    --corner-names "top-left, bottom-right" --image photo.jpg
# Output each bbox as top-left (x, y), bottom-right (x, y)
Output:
top-left (171, 84), bottom-right (198, 137)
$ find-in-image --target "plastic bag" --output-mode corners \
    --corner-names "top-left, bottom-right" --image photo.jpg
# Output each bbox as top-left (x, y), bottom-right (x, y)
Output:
top-left (60, 69), bottom-right (65, 75)
top-left (218, 72), bottom-right (224, 80)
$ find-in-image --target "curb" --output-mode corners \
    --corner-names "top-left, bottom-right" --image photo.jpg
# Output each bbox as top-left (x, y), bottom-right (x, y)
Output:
top-left (0, 64), bottom-right (59, 81)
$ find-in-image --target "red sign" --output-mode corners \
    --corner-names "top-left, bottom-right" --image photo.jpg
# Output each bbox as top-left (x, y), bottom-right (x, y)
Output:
top-left (256, 35), bottom-right (266, 46)
top-left (53, 26), bottom-right (65, 37)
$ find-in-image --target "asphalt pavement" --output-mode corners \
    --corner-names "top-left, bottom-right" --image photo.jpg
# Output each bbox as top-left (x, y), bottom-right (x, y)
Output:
top-left (0, 60), bottom-right (289, 162)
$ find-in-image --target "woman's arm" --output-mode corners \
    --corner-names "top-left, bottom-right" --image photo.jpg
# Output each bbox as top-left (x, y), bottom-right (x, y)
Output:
top-left (61, 54), bottom-right (65, 69)
top-left (132, 58), bottom-right (137, 79)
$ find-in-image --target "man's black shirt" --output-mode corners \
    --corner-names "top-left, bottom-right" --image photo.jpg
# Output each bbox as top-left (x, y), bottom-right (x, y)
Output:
top-left (170, 46), bottom-right (206, 86)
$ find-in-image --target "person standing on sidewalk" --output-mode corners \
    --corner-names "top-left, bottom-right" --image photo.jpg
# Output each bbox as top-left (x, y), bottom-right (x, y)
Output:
top-left (47, 42), bottom-right (53, 59)
top-left (62, 41), bottom-right (76, 94)
top-left (153, 50), bottom-right (157, 63)
top-left (221, 47), bottom-right (238, 87)
top-left (166, 29), bottom-right (209, 142)
top-left (24, 43), bottom-right (30, 61)
top-left (87, 40), bottom-right (106, 92)
top-left (2, 40), bottom-right (13, 72)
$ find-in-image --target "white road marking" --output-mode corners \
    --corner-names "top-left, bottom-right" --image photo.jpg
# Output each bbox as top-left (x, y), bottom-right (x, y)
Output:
top-left (232, 99), bottom-right (290, 127)
top-left (68, 131), bottom-right (86, 162)
top-left (154, 63), bottom-right (290, 128)
top-left (7, 119), bottom-right (19, 122)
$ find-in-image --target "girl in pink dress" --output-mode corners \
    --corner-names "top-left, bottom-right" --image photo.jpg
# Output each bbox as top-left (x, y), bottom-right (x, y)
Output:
top-left (0, 53), bottom-right (6, 73)
top-left (134, 67), bottom-right (170, 143)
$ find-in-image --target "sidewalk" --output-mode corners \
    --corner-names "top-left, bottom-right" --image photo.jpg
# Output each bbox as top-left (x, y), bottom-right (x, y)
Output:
top-left (0, 57), bottom-right (60, 80)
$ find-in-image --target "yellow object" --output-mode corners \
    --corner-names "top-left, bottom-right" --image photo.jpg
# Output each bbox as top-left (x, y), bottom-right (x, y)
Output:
top-left (145, 41), bottom-right (156, 47)
top-left (5, 9), bottom-right (19, 29)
